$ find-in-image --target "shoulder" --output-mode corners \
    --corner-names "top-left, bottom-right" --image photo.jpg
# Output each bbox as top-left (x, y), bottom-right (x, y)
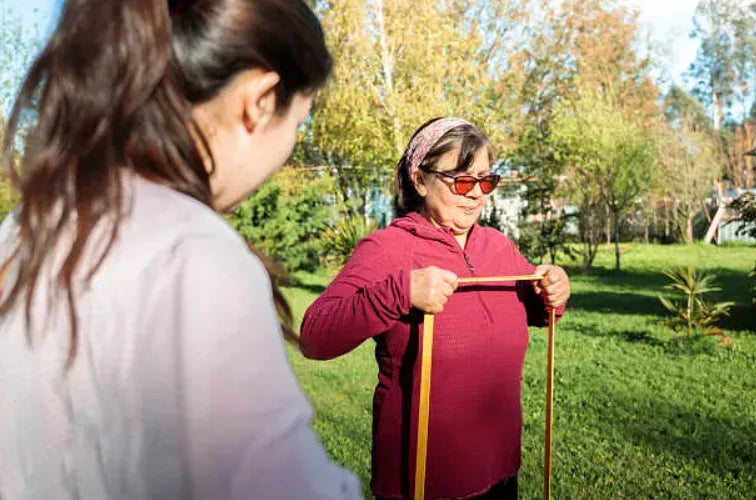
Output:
top-left (351, 224), bottom-right (411, 261)
top-left (93, 175), bottom-right (262, 291)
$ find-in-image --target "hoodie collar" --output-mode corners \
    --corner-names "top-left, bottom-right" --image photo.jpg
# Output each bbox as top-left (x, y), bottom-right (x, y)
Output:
top-left (390, 211), bottom-right (479, 252)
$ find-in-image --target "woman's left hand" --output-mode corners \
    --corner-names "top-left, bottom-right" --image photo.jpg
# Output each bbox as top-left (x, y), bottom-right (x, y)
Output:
top-left (532, 265), bottom-right (570, 308)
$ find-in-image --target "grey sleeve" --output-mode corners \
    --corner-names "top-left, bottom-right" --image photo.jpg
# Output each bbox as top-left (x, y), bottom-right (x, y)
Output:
top-left (140, 236), bottom-right (364, 500)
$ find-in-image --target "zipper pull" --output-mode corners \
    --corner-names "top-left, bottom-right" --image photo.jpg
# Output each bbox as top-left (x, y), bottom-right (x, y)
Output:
top-left (463, 252), bottom-right (475, 272)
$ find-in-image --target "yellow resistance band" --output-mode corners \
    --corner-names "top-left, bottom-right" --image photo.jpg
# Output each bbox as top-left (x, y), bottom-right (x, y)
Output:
top-left (414, 274), bottom-right (556, 500)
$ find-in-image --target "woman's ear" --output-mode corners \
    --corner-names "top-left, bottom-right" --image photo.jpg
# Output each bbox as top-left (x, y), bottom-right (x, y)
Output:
top-left (239, 70), bottom-right (281, 133)
top-left (411, 169), bottom-right (428, 197)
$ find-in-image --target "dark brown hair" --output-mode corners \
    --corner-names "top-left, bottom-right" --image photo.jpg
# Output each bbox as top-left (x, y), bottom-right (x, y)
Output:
top-left (0, 0), bottom-right (331, 364)
top-left (393, 117), bottom-right (495, 217)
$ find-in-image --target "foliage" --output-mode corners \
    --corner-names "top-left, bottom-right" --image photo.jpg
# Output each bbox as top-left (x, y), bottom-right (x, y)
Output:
top-left (551, 87), bottom-right (657, 272)
top-left (659, 266), bottom-right (735, 345)
top-left (515, 214), bottom-right (578, 266)
top-left (1, 7), bottom-right (43, 115)
top-left (728, 192), bottom-right (756, 239)
top-left (306, 0), bottom-right (526, 217)
top-left (226, 169), bottom-right (336, 272)
top-left (321, 213), bottom-right (378, 269)
top-left (686, 0), bottom-right (756, 189)
top-left (750, 261), bottom-right (756, 306)
top-left (0, 124), bottom-right (19, 221)
top-left (658, 87), bottom-right (723, 244)
top-left (286, 243), bottom-right (756, 499)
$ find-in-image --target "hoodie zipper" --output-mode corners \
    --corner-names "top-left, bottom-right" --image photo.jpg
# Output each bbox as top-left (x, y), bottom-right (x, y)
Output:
top-left (463, 251), bottom-right (475, 273)
top-left (459, 249), bottom-right (494, 324)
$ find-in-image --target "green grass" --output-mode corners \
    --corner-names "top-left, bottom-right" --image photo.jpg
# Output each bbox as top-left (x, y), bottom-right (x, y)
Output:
top-left (283, 243), bottom-right (756, 499)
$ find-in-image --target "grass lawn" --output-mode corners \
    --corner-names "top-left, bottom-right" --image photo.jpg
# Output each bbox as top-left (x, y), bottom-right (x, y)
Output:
top-left (282, 243), bottom-right (756, 499)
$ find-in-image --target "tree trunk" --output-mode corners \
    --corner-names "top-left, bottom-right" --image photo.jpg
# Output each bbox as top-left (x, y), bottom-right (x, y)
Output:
top-left (605, 217), bottom-right (611, 245)
top-left (663, 197), bottom-right (670, 242)
top-left (713, 90), bottom-right (722, 132)
top-left (685, 211), bottom-right (694, 244)
top-left (613, 210), bottom-right (621, 271)
top-left (373, 0), bottom-right (403, 154)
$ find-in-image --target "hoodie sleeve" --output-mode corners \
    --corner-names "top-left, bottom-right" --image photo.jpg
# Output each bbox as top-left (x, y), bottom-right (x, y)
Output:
top-left (300, 235), bottom-right (411, 360)
top-left (504, 238), bottom-right (566, 327)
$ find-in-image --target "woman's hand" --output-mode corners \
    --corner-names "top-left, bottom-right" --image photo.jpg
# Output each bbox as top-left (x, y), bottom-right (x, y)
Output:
top-left (410, 266), bottom-right (458, 314)
top-left (532, 265), bottom-right (570, 308)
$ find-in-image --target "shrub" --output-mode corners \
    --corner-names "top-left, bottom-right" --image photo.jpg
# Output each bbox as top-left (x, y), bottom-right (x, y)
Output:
top-left (227, 169), bottom-right (336, 272)
top-left (659, 266), bottom-right (735, 347)
top-left (321, 213), bottom-right (378, 269)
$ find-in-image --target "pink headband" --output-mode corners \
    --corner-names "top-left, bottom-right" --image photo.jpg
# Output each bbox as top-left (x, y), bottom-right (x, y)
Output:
top-left (405, 117), bottom-right (473, 176)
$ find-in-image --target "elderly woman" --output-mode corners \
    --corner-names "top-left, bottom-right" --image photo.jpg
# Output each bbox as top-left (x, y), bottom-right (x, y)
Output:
top-left (301, 117), bottom-right (570, 500)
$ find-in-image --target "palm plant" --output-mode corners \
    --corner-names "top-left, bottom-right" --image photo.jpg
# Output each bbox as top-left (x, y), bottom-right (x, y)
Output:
top-left (322, 214), bottom-right (379, 268)
top-left (659, 266), bottom-right (735, 339)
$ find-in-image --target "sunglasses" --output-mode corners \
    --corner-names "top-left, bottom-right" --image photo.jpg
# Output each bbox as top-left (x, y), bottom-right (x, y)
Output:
top-left (427, 170), bottom-right (501, 195)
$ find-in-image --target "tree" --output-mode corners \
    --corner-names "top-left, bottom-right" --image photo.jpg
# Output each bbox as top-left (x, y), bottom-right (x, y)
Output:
top-left (660, 86), bottom-right (723, 243)
top-left (686, 0), bottom-right (745, 132)
top-left (551, 87), bottom-right (656, 272)
top-left (0, 6), bottom-right (41, 221)
top-left (505, 0), bottom-right (659, 267)
top-left (307, 0), bottom-right (524, 217)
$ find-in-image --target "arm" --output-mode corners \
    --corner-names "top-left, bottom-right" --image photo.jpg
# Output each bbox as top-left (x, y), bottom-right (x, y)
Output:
top-left (300, 236), bottom-right (411, 360)
top-left (139, 237), bottom-right (363, 500)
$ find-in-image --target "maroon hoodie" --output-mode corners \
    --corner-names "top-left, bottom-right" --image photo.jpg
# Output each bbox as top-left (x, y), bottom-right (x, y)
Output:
top-left (301, 212), bottom-right (564, 499)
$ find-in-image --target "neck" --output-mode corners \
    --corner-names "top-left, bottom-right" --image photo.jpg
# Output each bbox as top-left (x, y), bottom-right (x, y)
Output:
top-left (420, 210), bottom-right (470, 249)
top-left (454, 232), bottom-right (468, 249)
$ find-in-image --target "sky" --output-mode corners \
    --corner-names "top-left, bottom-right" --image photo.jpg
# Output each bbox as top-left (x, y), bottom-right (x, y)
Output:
top-left (0, 0), bottom-right (706, 90)
top-left (624, 0), bottom-right (700, 88)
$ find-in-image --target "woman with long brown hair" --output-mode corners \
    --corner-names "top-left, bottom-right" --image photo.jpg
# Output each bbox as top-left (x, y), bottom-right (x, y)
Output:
top-left (0, 1), bottom-right (362, 498)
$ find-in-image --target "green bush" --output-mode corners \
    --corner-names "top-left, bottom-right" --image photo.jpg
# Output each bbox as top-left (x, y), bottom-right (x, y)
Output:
top-left (227, 169), bottom-right (336, 272)
top-left (321, 214), bottom-right (378, 269)
top-left (659, 266), bottom-right (735, 346)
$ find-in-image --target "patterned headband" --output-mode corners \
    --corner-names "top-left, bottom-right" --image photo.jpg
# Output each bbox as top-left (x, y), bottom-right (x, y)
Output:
top-left (404, 117), bottom-right (473, 176)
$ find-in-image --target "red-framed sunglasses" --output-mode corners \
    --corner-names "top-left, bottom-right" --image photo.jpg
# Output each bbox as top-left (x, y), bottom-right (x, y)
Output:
top-left (427, 170), bottom-right (501, 195)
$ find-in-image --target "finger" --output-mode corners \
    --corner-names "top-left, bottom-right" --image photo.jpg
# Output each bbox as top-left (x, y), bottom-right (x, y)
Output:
top-left (440, 269), bottom-right (458, 285)
top-left (546, 292), bottom-right (568, 307)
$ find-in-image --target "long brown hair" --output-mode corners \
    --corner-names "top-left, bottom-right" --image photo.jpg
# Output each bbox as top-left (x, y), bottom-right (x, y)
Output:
top-left (0, 0), bottom-right (331, 364)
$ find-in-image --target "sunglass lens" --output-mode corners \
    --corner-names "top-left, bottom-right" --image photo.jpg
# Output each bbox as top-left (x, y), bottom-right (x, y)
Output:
top-left (454, 178), bottom-right (476, 195)
top-left (479, 175), bottom-right (500, 194)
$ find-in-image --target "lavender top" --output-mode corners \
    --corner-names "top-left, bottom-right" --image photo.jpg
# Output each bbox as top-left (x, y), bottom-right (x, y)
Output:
top-left (0, 174), bottom-right (362, 500)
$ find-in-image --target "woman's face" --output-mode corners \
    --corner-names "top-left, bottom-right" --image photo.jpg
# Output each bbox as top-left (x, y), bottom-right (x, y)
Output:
top-left (193, 70), bottom-right (313, 212)
top-left (413, 147), bottom-right (493, 235)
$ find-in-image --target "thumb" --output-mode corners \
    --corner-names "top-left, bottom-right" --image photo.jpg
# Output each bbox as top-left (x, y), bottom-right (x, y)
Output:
top-left (533, 265), bottom-right (549, 294)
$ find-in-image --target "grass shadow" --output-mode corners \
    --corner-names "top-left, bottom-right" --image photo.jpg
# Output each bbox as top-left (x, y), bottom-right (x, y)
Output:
top-left (573, 322), bottom-right (735, 356)
top-left (567, 290), bottom-right (663, 316)
top-left (597, 391), bottom-right (756, 479)
top-left (564, 266), bottom-right (753, 331)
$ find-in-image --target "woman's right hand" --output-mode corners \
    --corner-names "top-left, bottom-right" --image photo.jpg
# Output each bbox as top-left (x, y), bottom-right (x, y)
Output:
top-left (410, 266), bottom-right (458, 314)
